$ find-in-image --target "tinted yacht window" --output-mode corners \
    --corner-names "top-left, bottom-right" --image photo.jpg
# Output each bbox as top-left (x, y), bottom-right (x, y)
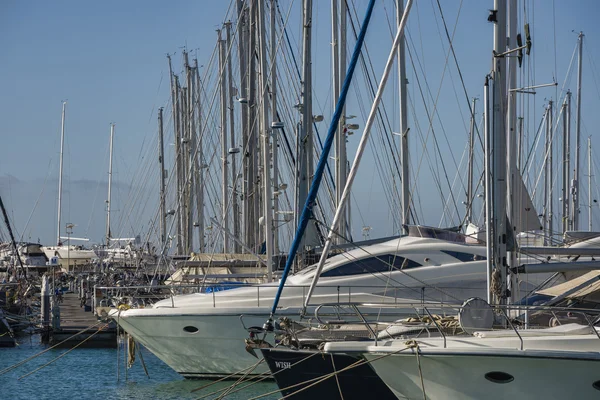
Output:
top-left (321, 255), bottom-right (421, 277)
top-left (440, 250), bottom-right (484, 262)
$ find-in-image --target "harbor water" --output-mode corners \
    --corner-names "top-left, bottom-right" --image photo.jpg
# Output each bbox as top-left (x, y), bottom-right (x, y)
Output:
top-left (0, 336), bottom-right (278, 399)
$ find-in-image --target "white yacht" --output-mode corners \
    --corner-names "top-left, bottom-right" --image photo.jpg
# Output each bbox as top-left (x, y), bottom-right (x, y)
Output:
top-left (324, 302), bottom-right (600, 400)
top-left (112, 227), bottom-right (546, 378)
top-left (42, 244), bottom-right (96, 271)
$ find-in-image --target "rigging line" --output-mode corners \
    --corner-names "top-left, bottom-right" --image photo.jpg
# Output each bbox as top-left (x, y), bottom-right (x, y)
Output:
top-left (585, 47), bottom-right (600, 103)
top-left (310, 218), bottom-right (462, 302)
top-left (530, 105), bottom-right (565, 203)
top-left (521, 110), bottom-right (546, 179)
top-left (402, 26), bottom-right (464, 226)
top-left (271, 0), bottom-right (378, 316)
top-left (208, 0), bottom-right (306, 254)
top-left (348, 0), bottom-right (415, 224)
top-left (429, 0), bottom-right (468, 135)
top-left (19, 158), bottom-right (54, 242)
top-left (434, 0), bottom-right (483, 151)
top-left (276, 1), bottom-right (337, 193)
top-left (552, 0), bottom-right (558, 104)
top-left (85, 136), bottom-right (111, 238)
top-left (352, 78), bottom-right (400, 225)
top-left (404, 42), bottom-right (460, 226)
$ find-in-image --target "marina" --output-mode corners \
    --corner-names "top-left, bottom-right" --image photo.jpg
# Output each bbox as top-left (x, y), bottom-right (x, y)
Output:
top-left (2, 0), bottom-right (600, 399)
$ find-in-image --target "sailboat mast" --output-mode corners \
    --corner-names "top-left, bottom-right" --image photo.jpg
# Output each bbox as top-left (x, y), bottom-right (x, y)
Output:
top-left (466, 98), bottom-right (477, 223)
top-left (237, 2), bottom-right (250, 250)
top-left (296, 0), bottom-right (316, 256)
top-left (398, 0), bottom-right (410, 228)
top-left (491, 0), bottom-right (507, 304)
top-left (218, 30), bottom-right (230, 253)
top-left (225, 21), bottom-right (240, 254)
top-left (247, 0), bottom-right (258, 248)
top-left (544, 102), bottom-right (553, 240)
top-left (270, 0), bottom-right (280, 254)
top-left (106, 123), bottom-right (115, 247)
top-left (158, 108), bottom-right (167, 247)
top-left (331, 0), bottom-right (340, 241)
top-left (574, 32), bottom-right (584, 231)
top-left (484, 76), bottom-right (493, 304)
top-left (561, 94), bottom-right (570, 234)
top-left (506, 0), bottom-right (517, 302)
top-left (301, 0), bottom-right (412, 311)
top-left (589, 137), bottom-right (593, 231)
top-left (57, 101), bottom-right (66, 245)
top-left (258, 0), bottom-right (274, 279)
top-left (194, 61), bottom-right (205, 252)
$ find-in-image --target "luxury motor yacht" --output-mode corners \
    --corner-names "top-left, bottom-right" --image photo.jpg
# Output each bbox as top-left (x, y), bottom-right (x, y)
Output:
top-left (110, 227), bottom-right (548, 379)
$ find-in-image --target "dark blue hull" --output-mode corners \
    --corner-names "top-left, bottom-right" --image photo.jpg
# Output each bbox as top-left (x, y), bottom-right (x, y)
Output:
top-left (261, 347), bottom-right (396, 399)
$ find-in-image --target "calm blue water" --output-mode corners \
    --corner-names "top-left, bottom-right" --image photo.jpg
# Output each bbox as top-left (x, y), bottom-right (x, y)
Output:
top-left (0, 336), bottom-right (279, 399)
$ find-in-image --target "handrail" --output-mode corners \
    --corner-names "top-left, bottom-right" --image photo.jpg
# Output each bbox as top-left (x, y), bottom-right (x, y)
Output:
top-left (498, 307), bottom-right (523, 351)
top-left (309, 301), bottom-right (600, 315)
top-left (351, 304), bottom-right (377, 340)
top-left (423, 306), bottom-right (446, 348)
top-left (309, 301), bottom-right (600, 349)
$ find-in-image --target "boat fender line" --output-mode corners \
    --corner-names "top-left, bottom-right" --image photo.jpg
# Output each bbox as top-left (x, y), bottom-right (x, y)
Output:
top-left (127, 334), bottom-right (135, 368)
top-left (406, 339), bottom-right (427, 400)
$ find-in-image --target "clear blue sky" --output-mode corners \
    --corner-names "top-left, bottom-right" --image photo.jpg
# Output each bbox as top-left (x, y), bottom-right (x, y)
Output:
top-left (1, 0), bottom-right (600, 245)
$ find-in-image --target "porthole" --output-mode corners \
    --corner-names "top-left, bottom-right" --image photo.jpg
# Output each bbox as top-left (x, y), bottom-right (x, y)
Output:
top-left (183, 326), bottom-right (199, 333)
top-left (593, 380), bottom-right (600, 391)
top-left (484, 371), bottom-right (514, 384)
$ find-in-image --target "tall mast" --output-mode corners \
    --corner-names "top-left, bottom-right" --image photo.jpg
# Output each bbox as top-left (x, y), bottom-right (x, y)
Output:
top-left (544, 102), bottom-right (553, 240)
top-left (466, 98), bottom-right (477, 223)
top-left (491, 0), bottom-right (507, 304)
top-left (184, 51), bottom-right (194, 253)
top-left (106, 123), bottom-right (115, 247)
top-left (247, 0), bottom-right (258, 248)
top-left (168, 54), bottom-right (184, 254)
top-left (158, 108), bottom-right (167, 247)
top-left (398, 0), bottom-right (410, 229)
top-left (332, 0), bottom-right (349, 243)
top-left (331, 0), bottom-right (340, 241)
top-left (270, 0), bottom-right (280, 254)
top-left (573, 32), bottom-right (584, 231)
top-left (218, 30), bottom-right (230, 253)
top-left (484, 76), bottom-right (493, 304)
top-left (297, 0), bottom-right (317, 254)
top-left (561, 93), bottom-right (570, 234)
top-left (505, 0), bottom-right (517, 302)
top-left (589, 137), bottom-right (593, 231)
top-left (56, 101), bottom-right (66, 245)
top-left (258, 0), bottom-right (274, 279)
top-left (225, 21), bottom-right (240, 253)
top-left (194, 62), bottom-right (205, 251)
top-left (237, 1), bottom-right (250, 250)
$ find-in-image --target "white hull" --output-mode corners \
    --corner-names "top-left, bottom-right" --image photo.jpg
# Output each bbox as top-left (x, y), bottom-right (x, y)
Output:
top-left (115, 308), bottom-right (283, 377)
top-left (42, 245), bottom-right (96, 269)
top-left (365, 347), bottom-right (600, 399)
top-left (326, 329), bottom-right (600, 400)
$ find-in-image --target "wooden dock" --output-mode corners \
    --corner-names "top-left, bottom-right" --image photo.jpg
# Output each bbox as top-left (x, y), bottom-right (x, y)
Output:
top-left (48, 293), bottom-right (117, 348)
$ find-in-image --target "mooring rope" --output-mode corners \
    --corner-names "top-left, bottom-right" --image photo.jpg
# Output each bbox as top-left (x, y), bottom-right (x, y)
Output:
top-left (248, 342), bottom-right (418, 400)
top-left (330, 353), bottom-right (344, 400)
top-left (194, 350), bottom-right (324, 400)
top-left (191, 358), bottom-right (267, 393)
top-left (215, 359), bottom-right (265, 400)
top-left (0, 320), bottom-right (105, 376)
top-left (18, 323), bottom-right (109, 380)
top-left (136, 341), bottom-right (150, 378)
top-left (405, 339), bottom-right (427, 400)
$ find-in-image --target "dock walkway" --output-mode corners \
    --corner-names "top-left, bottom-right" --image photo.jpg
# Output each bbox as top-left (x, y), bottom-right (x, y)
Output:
top-left (50, 293), bottom-right (117, 348)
